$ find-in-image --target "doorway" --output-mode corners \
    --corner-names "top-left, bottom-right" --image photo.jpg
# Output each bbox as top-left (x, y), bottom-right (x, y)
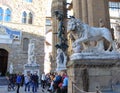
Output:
top-left (0, 49), bottom-right (8, 76)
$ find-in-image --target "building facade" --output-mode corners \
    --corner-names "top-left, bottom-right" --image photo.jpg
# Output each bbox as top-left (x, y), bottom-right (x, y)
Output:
top-left (0, 0), bottom-right (46, 76)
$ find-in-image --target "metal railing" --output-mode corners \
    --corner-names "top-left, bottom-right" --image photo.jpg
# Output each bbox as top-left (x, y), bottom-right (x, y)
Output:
top-left (72, 81), bottom-right (102, 93)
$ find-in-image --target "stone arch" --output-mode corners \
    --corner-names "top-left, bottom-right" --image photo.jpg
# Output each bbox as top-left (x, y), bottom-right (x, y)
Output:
top-left (0, 44), bottom-right (11, 53)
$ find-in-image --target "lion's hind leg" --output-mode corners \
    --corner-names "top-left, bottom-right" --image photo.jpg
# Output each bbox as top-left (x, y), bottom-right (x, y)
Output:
top-left (103, 29), bottom-right (114, 51)
top-left (111, 41), bottom-right (117, 51)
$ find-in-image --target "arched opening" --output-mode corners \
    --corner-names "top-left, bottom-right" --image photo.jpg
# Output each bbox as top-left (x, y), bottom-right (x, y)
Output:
top-left (0, 49), bottom-right (8, 76)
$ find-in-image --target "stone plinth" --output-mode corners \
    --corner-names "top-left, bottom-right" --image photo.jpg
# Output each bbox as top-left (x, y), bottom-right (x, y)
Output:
top-left (67, 52), bottom-right (120, 93)
top-left (24, 63), bottom-right (40, 76)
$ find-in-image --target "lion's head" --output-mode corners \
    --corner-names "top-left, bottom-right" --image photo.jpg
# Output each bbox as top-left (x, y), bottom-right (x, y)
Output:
top-left (67, 17), bottom-right (84, 35)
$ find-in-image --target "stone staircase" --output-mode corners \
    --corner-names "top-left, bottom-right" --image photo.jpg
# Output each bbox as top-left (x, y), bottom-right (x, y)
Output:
top-left (0, 77), bottom-right (8, 85)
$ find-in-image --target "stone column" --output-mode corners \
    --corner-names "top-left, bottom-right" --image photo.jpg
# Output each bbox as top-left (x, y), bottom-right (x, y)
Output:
top-left (51, 0), bottom-right (67, 71)
top-left (72, 0), bottom-right (82, 19)
top-left (81, 0), bottom-right (88, 23)
top-left (72, 0), bottom-right (110, 28)
top-left (87, 0), bottom-right (110, 28)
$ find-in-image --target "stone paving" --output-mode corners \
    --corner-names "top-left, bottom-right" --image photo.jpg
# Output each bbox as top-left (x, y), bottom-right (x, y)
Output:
top-left (0, 85), bottom-right (49, 93)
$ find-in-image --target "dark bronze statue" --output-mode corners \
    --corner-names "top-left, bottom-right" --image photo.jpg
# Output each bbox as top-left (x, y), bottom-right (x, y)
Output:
top-left (54, 10), bottom-right (68, 51)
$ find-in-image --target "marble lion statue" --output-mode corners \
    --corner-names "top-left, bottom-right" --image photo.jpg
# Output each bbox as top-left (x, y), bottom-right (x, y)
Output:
top-left (67, 17), bottom-right (116, 52)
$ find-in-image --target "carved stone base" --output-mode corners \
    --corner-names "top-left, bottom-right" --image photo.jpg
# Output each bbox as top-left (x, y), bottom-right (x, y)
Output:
top-left (67, 52), bottom-right (120, 93)
top-left (56, 67), bottom-right (67, 71)
top-left (24, 63), bottom-right (40, 76)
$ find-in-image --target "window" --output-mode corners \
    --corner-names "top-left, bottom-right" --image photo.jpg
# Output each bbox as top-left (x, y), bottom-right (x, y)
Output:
top-left (22, 11), bottom-right (27, 23)
top-left (0, 7), bottom-right (3, 21)
top-left (28, 12), bottom-right (33, 24)
top-left (109, 2), bottom-right (120, 28)
top-left (5, 8), bottom-right (11, 22)
top-left (46, 19), bottom-right (51, 25)
top-left (22, 11), bottom-right (33, 24)
top-left (24, 0), bottom-right (32, 3)
top-left (109, 2), bottom-right (120, 9)
top-left (23, 38), bottom-right (29, 51)
top-left (29, 0), bottom-right (32, 2)
top-left (109, 2), bottom-right (120, 17)
top-left (0, 6), bottom-right (11, 22)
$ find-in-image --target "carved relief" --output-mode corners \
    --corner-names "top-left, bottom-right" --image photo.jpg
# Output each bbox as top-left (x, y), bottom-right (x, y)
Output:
top-left (0, 26), bottom-right (7, 35)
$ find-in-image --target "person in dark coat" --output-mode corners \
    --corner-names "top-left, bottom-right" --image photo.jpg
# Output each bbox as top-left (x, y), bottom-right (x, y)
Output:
top-left (31, 72), bottom-right (39, 93)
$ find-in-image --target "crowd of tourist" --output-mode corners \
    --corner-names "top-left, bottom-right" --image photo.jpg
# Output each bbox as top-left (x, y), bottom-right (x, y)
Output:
top-left (42, 71), bottom-right (68, 93)
top-left (39, 71), bottom-right (68, 93)
top-left (6, 71), bottom-right (68, 93)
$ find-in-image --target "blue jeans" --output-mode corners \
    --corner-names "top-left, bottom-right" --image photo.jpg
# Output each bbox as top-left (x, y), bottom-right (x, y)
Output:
top-left (32, 82), bottom-right (37, 92)
top-left (25, 82), bottom-right (30, 92)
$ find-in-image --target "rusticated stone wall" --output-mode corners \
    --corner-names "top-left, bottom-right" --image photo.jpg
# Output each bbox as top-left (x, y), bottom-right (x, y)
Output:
top-left (0, 0), bottom-right (46, 74)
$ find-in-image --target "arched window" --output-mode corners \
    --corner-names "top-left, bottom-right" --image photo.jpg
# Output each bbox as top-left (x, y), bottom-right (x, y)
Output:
top-left (5, 8), bottom-right (11, 22)
top-left (0, 7), bottom-right (3, 21)
top-left (22, 11), bottom-right (27, 23)
top-left (28, 12), bottom-right (33, 24)
top-left (23, 38), bottom-right (29, 51)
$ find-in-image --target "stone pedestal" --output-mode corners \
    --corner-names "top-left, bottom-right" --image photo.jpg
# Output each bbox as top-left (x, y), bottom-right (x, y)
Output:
top-left (67, 52), bottom-right (120, 93)
top-left (56, 67), bottom-right (67, 72)
top-left (24, 63), bottom-right (40, 76)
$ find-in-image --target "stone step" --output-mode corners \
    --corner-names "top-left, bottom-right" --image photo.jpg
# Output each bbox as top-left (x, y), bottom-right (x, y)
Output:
top-left (102, 90), bottom-right (118, 93)
top-left (0, 77), bottom-right (8, 85)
